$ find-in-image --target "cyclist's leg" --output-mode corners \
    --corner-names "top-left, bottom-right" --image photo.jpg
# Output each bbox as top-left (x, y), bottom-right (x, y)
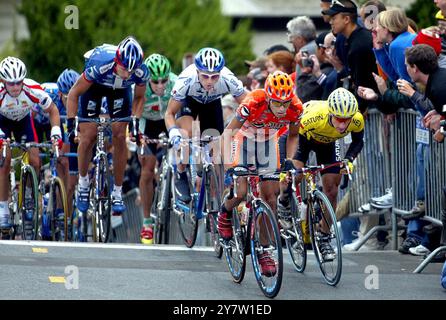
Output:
top-left (0, 116), bottom-right (12, 228)
top-left (77, 85), bottom-right (102, 211)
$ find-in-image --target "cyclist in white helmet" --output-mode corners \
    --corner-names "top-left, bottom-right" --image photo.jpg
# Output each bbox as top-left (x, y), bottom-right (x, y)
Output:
top-left (0, 57), bottom-right (62, 231)
top-left (164, 47), bottom-right (247, 204)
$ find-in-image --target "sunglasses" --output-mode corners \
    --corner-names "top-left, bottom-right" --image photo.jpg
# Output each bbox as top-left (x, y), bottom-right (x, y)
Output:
top-left (332, 115), bottom-right (352, 123)
top-left (150, 78), bottom-right (168, 84)
top-left (199, 72), bottom-right (220, 80)
top-left (270, 99), bottom-right (291, 109)
top-left (5, 80), bottom-right (23, 87)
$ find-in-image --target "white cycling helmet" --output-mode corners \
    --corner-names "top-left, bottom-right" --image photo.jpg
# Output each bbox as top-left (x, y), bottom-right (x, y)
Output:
top-left (0, 57), bottom-right (27, 82)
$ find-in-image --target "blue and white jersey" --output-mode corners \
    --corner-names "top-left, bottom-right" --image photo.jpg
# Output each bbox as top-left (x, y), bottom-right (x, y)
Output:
top-left (32, 82), bottom-right (66, 125)
top-left (83, 44), bottom-right (149, 89)
top-left (171, 64), bottom-right (245, 104)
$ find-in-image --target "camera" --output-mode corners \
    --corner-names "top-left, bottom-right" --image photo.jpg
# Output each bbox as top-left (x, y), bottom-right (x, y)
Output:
top-left (301, 50), bottom-right (314, 68)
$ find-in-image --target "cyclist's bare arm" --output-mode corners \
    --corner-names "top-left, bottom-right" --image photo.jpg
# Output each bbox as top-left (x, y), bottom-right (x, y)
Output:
top-left (234, 91), bottom-right (248, 104)
top-left (164, 98), bottom-right (183, 130)
top-left (67, 75), bottom-right (92, 118)
top-left (286, 122), bottom-right (299, 159)
top-left (132, 84), bottom-right (146, 118)
top-left (45, 102), bottom-right (61, 128)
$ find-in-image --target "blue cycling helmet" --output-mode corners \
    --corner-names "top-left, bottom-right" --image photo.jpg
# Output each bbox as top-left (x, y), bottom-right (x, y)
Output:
top-left (194, 47), bottom-right (225, 73)
top-left (115, 36), bottom-right (144, 72)
top-left (56, 69), bottom-right (80, 94)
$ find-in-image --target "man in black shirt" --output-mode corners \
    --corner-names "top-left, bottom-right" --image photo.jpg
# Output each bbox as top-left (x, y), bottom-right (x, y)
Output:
top-left (322, 0), bottom-right (378, 113)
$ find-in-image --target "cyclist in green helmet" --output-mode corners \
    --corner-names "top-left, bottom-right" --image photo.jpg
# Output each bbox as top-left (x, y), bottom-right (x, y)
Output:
top-left (135, 53), bottom-right (177, 244)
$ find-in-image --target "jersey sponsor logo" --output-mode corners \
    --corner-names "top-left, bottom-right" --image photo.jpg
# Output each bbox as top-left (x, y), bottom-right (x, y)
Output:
top-left (99, 62), bottom-right (114, 75)
top-left (87, 100), bottom-right (97, 111)
top-left (240, 106), bottom-right (250, 118)
top-left (135, 68), bottom-right (144, 78)
top-left (151, 105), bottom-right (160, 111)
top-left (302, 114), bottom-right (324, 127)
top-left (352, 117), bottom-right (361, 127)
top-left (114, 98), bottom-right (124, 109)
top-left (88, 112), bottom-right (96, 117)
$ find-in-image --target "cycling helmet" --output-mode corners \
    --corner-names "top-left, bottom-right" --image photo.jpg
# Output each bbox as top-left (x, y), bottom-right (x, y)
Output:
top-left (194, 47), bottom-right (225, 73)
top-left (0, 56), bottom-right (27, 82)
top-left (264, 71), bottom-right (294, 101)
top-left (115, 36), bottom-right (144, 72)
top-left (144, 54), bottom-right (171, 81)
top-left (328, 87), bottom-right (358, 118)
top-left (56, 69), bottom-right (80, 94)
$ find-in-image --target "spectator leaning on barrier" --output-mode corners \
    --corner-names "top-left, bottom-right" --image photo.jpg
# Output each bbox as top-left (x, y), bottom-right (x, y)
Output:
top-left (373, 8), bottom-right (416, 83)
top-left (323, 0), bottom-right (378, 113)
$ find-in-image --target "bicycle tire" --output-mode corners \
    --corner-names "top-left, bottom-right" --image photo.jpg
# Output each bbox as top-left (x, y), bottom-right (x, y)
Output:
top-left (308, 190), bottom-right (342, 286)
top-left (176, 169), bottom-right (198, 248)
top-left (224, 206), bottom-right (247, 283)
top-left (156, 166), bottom-right (172, 245)
top-left (286, 192), bottom-right (307, 273)
top-left (19, 166), bottom-right (39, 240)
top-left (95, 154), bottom-right (112, 243)
top-left (48, 176), bottom-right (69, 241)
top-left (250, 200), bottom-right (283, 299)
top-left (205, 165), bottom-right (223, 258)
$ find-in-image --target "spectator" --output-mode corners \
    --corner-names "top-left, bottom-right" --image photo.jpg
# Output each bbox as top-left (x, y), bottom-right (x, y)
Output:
top-left (323, 0), bottom-right (378, 113)
top-left (245, 57), bottom-right (268, 90)
top-left (245, 56), bottom-right (267, 72)
top-left (263, 44), bottom-right (291, 56)
top-left (320, 0), bottom-right (333, 24)
top-left (373, 8), bottom-right (416, 83)
top-left (265, 50), bottom-right (296, 75)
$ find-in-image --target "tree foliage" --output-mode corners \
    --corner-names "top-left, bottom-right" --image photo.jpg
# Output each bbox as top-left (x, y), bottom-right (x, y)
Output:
top-left (18, 0), bottom-right (254, 82)
top-left (406, 0), bottom-right (438, 29)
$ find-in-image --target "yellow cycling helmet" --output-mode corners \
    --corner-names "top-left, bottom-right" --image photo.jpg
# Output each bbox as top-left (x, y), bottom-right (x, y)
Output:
top-left (436, 10), bottom-right (445, 21)
top-left (328, 88), bottom-right (358, 118)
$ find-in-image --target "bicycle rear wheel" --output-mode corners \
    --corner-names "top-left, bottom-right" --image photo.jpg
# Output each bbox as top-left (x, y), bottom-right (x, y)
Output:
top-left (224, 206), bottom-right (247, 283)
top-left (19, 166), bottom-right (39, 240)
top-left (308, 190), bottom-right (342, 286)
top-left (286, 193), bottom-right (307, 273)
top-left (95, 155), bottom-right (112, 243)
top-left (250, 200), bottom-right (283, 299)
top-left (176, 169), bottom-right (198, 248)
top-left (48, 177), bottom-right (68, 241)
top-left (205, 165), bottom-right (223, 258)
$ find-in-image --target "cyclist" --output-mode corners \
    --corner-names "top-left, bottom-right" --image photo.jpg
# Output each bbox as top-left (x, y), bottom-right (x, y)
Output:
top-left (165, 47), bottom-right (247, 204)
top-left (0, 56), bottom-right (62, 229)
top-left (218, 71), bottom-right (303, 276)
top-left (66, 36), bottom-right (149, 214)
top-left (134, 54), bottom-right (177, 244)
top-left (278, 87), bottom-right (364, 261)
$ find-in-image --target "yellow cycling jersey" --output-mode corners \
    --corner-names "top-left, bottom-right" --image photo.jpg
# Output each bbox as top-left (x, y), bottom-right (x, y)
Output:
top-left (298, 100), bottom-right (364, 143)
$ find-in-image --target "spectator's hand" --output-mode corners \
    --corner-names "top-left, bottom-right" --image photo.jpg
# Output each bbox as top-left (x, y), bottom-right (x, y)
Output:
top-left (372, 72), bottom-right (387, 95)
top-left (434, 128), bottom-right (445, 143)
top-left (372, 30), bottom-right (384, 49)
top-left (325, 48), bottom-right (343, 72)
top-left (423, 110), bottom-right (441, 130)
top-left (397, 79), bottom-right (415, 98)
top-left (384, 114), bottom-right (396, 123)
top-left (295, 50), bottom-right (303, 67)
top-left (310, 55), bottom-right (322, 77)
top-left (357, 86), bottom-right (378, 101)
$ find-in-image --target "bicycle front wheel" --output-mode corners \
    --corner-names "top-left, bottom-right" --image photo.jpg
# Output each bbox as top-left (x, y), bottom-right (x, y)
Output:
top-left (95, 155), bottom-right (112, 243)
top-left (176, 170), bottom-right (198, 248)
top-left (224, 206), bottom-right (247, 283)
top-left (286, 193), bottom-right (307, 273)
top-left (19, 166), bottom-right (39, 240)
top-left (205, 165), bottom-right (223, 258)
top-left (154, 165), bottom-right (172, 244)
top-left (48, 176), bottom-right (68, 241)
top-left (308, 190), bottom-right (342, 286)
top-left (250, 200), bottom-right (283, 299)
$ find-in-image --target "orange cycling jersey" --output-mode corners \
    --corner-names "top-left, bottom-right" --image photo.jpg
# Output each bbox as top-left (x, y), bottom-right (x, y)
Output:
top-left (235, 89), bottom-right (303, 140)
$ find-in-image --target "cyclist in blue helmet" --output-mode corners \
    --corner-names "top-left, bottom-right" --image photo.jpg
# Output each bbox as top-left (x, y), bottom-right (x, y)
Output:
top-left (66, 36), bottom-right (149, 215)
top-left (57, 69), bottom-right (80, 95)
top-left (165, 47), bottom-right (247, 203)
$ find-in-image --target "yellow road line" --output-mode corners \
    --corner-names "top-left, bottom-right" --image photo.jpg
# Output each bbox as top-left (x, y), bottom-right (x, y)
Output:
top-left (32, 247), bottom-right (48, 253)
top-left (48, 276), bottom-right (66, 283)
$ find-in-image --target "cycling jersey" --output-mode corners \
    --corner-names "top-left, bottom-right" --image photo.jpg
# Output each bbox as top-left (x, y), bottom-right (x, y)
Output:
top-left (142, 72), bottom-right (177, 121)
top-left (0, 79), bottom-right (52, 121)
top-left (298, 100), bottom-right (364, 144)
top-left (32, 82), bottom-right (66, 126)
top-left (171, 64), bottom-right (245, 104)
top-left (235, 89), bottom-right (303, 141)
top-left (83, 44), bottom-right (149, 89)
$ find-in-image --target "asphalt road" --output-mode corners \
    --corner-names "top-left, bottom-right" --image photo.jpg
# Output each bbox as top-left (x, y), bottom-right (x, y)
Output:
top-left (0, 240), bottom-right (444, 300)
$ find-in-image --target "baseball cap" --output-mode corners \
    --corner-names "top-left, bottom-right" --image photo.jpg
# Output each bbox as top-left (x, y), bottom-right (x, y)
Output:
top-left (412, 29), bottom-right (442, 56)
top-left (322, 0), bottom-right (357, 16)
top-left (315, 31), bottom-right (330, 48)
top-left (436, 10), bottom-right (446, 21)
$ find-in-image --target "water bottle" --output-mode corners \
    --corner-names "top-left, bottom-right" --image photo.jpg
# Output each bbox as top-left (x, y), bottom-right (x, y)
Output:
top-left (300, 202), bottom-right (307, 221)
top-left (41, 193), bottom-right (50, 238)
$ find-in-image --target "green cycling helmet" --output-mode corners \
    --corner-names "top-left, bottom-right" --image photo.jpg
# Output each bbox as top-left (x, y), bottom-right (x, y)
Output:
top-left (144, 53), bottom-right (171, 81)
